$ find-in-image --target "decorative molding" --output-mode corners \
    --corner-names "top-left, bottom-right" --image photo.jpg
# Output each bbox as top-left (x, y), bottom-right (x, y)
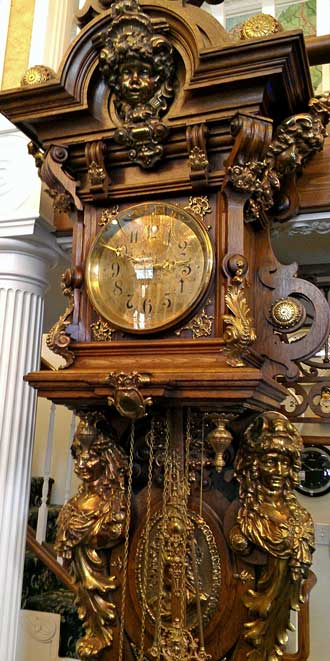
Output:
top-left (91, 319), bottom-right (115, 341)
top-left (184, 196), bottom-right (212, 224)
top-left (175, 300), bottom-right (214, 339)
top-left (99, 205), bottom-right (119, 227)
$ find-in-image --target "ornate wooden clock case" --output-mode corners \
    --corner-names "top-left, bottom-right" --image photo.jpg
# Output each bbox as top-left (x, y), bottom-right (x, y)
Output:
top-left (1, 1), bottom-right (330, 659)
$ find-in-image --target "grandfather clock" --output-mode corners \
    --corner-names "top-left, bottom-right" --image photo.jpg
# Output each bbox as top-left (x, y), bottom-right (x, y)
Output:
top-left (1, 1), bottom-right (329, 659)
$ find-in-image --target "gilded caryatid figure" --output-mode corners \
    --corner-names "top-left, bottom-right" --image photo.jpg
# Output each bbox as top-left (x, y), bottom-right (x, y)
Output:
top-left (55, 413), bottom-right (127, 659)
top-left (229, 412), bottom-right (314, 660)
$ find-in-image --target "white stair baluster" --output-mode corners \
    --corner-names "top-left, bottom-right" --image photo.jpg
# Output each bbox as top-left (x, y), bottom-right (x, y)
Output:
top-left (57, 412), bottom-right (76, 565)
top-left (36, 402), bottom-right (56, 544)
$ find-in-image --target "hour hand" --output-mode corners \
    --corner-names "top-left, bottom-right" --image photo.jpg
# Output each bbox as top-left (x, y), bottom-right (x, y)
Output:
top-left (100, 242), bottom-right (123, 257)
top-left (101, 242), bottom-right (138, 261)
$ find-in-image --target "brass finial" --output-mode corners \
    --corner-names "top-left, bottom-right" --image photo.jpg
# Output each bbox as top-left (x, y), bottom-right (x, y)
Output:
top-left (21, 65), bottom-right (56, 86)
top-left (240, 14), bottom-right (282, 41)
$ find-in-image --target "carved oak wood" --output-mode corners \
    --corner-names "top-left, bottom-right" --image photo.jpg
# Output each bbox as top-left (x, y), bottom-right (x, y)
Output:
top-left (1, 3), bottom-right (328, 660)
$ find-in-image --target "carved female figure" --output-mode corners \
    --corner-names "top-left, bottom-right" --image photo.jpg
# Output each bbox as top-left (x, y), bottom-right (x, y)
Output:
top-left (229, 411), bottom-right (314, 660)
top-left (55, 413), bottom-right (127, 659)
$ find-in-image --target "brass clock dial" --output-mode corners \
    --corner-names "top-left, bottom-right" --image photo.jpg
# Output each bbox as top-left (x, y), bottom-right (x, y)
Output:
top-left (86, 202), bottom-right (213, 334)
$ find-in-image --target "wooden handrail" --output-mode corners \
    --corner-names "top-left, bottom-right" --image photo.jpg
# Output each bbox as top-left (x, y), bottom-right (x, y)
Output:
top-left (306, 34), bottom-right (330, 66)
top-left (26, 525), bottom-right (77, 595)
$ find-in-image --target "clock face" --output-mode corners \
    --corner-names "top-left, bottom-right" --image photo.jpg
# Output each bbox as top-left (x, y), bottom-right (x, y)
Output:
top-left (297, 445), bottom-right (330, 497)
top-left (86, 202), bottom-right (213, 333)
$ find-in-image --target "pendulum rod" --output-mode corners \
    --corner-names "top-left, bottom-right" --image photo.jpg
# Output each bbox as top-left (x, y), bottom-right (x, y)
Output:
top-left (180, 407), bottom-right (191, 629)
top-left (118, 421), bottom-right (135, 661)
top-left (138, 417), bottom-right (155, 661)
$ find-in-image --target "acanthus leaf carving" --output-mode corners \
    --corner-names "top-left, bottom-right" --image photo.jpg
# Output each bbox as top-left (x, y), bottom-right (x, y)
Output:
top-left (222, 254), bottom-right (256, 367)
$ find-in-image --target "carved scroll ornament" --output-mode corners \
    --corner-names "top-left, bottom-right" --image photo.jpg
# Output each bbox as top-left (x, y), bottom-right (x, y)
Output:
top-left (94, 0), bottom-right (175, 168)
top-left (229, 412), bottom-right (314, 660)
top-left (55, 413), bottom-right (127, 659)
top-left (46, 269), bottom-right (76, 369)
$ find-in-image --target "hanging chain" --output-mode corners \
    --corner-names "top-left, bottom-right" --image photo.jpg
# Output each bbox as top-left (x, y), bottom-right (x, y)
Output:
top-left (138, 418), bottom-right (155, 661)
top-left (200, 415), bottom-right (205, 520)
top-left (152, 410), bottom-right (171, 660)
top-left (118, 421), bottom-right (135, 661)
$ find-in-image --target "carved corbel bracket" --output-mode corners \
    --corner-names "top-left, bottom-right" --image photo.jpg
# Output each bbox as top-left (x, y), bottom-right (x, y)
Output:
top-left (222, 254), bottom-right (256, 367)
top-left (30, 143), bottom-right (83, 212)
top-left (186, 123), bottom-right (209, 191)
top-left (85, 140), bottom-right (111, 200)
top-left (107, 372), bottom-right (152, 419)
top-left (225, 113), bottom-right (275, 224)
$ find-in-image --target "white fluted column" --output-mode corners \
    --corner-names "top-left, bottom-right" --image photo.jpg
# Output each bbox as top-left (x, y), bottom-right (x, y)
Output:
top-left (0, 113), bottom-right (63, 661)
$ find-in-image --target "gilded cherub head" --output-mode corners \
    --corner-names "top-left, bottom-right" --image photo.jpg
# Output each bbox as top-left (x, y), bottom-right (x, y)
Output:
top-left (96, 2), bottom-right (174, 121)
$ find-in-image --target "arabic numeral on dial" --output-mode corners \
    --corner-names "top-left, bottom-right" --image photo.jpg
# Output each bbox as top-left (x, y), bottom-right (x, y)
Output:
top-left (179, 278), bottom-right (184, 293)
top-left (182, 264), bottom-right (191, 276)
top-left (178, 240), bottom-right (187, 256)
top-left (162, 293), bottom-right (172, 308)
top-left (130, 230), bottom-right (138, 243)
top-left (143, 299), bottom-right (153, 314)
top-left (111, 262), bottom-right (120, 277)
top-left (113, 281), bottom-right (123, 296)
top-left (126, 294), bottom-right (134, 309)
